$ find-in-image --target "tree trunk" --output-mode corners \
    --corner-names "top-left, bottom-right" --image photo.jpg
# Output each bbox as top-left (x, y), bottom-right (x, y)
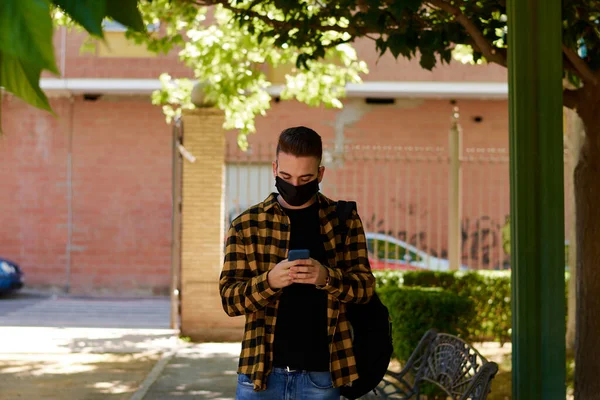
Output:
top-left (565, 108), bottom-right (584, 354)
top-left (574, 88), bottom-right (600, 400)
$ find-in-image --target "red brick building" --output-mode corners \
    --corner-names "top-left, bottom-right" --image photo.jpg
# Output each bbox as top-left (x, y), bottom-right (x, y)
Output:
top-left (0, 28), bottom-right (511, 296)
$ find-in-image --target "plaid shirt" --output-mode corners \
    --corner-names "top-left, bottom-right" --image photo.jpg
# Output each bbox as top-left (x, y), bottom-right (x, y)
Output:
top-left (219, 192), bottom-right (375, 391)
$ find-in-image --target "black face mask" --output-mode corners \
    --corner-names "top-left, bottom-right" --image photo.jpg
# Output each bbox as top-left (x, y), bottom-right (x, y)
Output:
top-left (275, 176), bottom-right (320, 207)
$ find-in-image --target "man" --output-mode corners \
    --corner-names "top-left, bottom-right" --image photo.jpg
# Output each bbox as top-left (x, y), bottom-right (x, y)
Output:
top-left (219, 126), bottom-right (375, 399)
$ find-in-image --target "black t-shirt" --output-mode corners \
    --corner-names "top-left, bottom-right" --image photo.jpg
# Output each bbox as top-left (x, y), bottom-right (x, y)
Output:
top-left (272, 202), bottom-right (330, 372)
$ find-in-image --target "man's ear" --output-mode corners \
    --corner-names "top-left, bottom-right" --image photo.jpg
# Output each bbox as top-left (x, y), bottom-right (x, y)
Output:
top-left (318, 166), bottom-right (325, 183)
top-left (272, 160), bottom-right (278, 180)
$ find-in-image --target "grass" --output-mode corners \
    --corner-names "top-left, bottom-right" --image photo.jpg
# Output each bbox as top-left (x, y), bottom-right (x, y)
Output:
top-left (480, 343), bottom-right (575, 400)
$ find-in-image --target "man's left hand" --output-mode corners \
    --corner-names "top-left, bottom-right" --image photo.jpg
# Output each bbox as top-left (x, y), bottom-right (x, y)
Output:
top-left (289, 258), bottom-right (329, 286)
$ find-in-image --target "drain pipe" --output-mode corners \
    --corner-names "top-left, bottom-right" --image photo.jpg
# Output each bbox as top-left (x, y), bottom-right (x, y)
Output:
top-left (65, 96), bottom-right (74, 293)
top-left (60, 25), bottom-right (74, 293)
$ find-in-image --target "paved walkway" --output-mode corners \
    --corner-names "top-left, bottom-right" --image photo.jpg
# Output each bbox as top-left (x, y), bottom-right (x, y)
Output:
top-left (0, 289), bottom-right (240, 399)
top-left (0, 289), bottom-right (170, 329)
top-left (141, 343), bottom-right (241, 400)
top-left (0, 325), bottom-right (181, 400)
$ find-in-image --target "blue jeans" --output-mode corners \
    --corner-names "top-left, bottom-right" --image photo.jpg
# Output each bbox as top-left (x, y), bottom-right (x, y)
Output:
top-left (236, 368), bottom-right (341, 400)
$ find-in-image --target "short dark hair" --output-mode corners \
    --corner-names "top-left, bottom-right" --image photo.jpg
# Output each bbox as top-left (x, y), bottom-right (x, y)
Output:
top-left (276, 126), bottom-right (323, 161)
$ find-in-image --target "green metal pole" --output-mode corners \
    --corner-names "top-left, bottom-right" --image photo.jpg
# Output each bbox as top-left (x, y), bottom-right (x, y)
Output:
top-left (507, 0), bottom-right (566, 398)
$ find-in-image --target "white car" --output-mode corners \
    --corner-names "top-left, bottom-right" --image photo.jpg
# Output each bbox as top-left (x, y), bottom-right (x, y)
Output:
top-left (365, 232), bottom-right (467, 271)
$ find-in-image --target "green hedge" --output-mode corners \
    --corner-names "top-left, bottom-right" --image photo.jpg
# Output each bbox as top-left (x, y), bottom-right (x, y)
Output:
top-left (375, 270), bottom-right (512, 344)
top-left (375, 270), bottom-right (569, 345)
top-left (377, 286), bottom-right (475, 362)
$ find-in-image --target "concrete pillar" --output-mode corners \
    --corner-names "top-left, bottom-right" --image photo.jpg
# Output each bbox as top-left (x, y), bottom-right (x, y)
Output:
top-left (179, 108), bottom-right (244, 341)
top-left (448, 107), bottom-right (463, 271)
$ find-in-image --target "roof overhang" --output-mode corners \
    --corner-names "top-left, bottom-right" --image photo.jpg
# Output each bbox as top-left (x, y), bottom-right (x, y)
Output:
top-left (40, 78), bottom-right (508, 99)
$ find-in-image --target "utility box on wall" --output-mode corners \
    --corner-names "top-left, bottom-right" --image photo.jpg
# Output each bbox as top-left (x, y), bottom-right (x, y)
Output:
top-left (179, 108), bottom-right (244, 341)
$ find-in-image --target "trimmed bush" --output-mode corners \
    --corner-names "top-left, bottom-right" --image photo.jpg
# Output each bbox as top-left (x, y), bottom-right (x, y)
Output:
top-left (404, 271), bottom-right (512, 344)
top-left (375, 270), bottom-right (512, 344)
top-left (375, 270), bottom-right (569, 345)
top-left (377, 286), bottom-right (475, 362)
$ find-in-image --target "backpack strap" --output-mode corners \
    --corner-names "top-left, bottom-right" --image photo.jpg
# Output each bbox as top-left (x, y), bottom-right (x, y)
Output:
top-left (335, 200), bottom-right (357, 246)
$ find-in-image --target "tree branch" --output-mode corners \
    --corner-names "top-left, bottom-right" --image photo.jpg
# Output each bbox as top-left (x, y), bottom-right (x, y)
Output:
top-left (426, 0), bottom-right (507, 67)
top-left (562, 45), bottom-right (598, 86)
top-left (564, 88), bottom-right (582, 110)
top-left (465, 38), bottom-right (507, 62)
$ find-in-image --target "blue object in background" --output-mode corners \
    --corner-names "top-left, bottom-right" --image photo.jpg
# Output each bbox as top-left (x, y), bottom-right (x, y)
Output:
top-left (0, 258), bottom-right (24, 294)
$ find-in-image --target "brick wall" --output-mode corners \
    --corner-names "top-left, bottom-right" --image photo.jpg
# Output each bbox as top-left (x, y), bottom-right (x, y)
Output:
top-left (0, 97), bottom-right (71, 288)
top-left (179, 109), bottom-right (244, 341)
top-left (1, 94), bottom-right (514, 296)
top-left (0, 94), bottom-right (172, 295)
top-left (68, 97), bottom-right (172, 294)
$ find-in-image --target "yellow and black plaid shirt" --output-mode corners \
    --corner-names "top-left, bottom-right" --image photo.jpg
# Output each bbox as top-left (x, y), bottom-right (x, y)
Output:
top-left (219, 192), bottom-right (375, 391)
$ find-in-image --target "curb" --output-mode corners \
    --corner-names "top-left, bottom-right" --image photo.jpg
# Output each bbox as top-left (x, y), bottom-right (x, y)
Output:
top-left (129, 344), bottom-right (184, 400)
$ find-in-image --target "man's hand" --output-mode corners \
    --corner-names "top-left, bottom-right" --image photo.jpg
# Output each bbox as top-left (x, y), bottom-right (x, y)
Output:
top-left (267, 259), bottom-right (300, 289)
top-left (290, 258), bottom-right (329, 286)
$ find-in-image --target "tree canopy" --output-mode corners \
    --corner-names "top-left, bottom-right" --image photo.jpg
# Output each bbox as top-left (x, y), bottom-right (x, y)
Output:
top-left (0, 0), bottom-right (367, 148)
top-left (4, 0), bottom-right (598, 143)
top-left (131, 0), bottom-right (367, 149)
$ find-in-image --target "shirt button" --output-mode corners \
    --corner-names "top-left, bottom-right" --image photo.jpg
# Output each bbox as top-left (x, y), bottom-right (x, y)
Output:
top-left (282, 223), bottom-right (288, 229)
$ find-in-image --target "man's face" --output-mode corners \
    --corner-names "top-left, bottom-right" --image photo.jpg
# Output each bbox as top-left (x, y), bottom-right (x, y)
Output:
top-left (273, 151), bottom-right (325, 186)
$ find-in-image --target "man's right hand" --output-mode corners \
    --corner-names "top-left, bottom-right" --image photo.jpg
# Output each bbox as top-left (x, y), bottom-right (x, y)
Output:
top-left (267, 259), bottom-right (301, 289)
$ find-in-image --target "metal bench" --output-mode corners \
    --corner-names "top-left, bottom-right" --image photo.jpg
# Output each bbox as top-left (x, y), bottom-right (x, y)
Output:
top-left (366, 329), bottom-right (499, 399)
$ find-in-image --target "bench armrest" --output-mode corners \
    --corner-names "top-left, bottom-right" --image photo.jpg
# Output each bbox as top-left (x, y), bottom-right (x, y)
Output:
top-left (460, 362), bottom-right (499, 400)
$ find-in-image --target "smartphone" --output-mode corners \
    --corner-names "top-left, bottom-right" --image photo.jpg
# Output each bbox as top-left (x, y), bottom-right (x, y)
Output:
top-left (288, 249), bottom-right (310, 261)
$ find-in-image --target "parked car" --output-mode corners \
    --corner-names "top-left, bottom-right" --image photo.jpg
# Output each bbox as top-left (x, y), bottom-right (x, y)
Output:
top-left (0, 258), bottom-right (24, 294)
top-left (365, 232), bottom-right (467, 271)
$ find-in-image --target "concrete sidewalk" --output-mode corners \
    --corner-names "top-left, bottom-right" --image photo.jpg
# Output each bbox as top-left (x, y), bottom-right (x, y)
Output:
top-left (0, 290), bottom-right (242, 400)
top-left (136, 343), bottom-right (241, 400)
top-left (0, 326), bottom-right (182, 400)
top-left (0, 326), bottom-right (241, 400)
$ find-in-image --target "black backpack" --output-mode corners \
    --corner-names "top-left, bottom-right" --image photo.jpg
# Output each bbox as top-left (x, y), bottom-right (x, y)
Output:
top-left (336, 201), bottom-right (394, 400)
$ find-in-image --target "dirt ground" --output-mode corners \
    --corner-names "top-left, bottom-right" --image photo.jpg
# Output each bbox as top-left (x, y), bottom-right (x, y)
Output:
top-left (0, 352), bottom-right (160, 400)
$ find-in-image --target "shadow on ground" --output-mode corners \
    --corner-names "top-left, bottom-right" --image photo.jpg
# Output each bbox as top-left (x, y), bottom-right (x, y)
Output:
top-left (0, 352), bottom-right (160, 400)
top-left (144, 344), bottom-right (241, 400)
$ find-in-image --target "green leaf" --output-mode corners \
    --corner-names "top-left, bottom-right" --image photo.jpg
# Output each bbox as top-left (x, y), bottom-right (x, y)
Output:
top-left (389, 1), bottom-right (407, 17)
top-left (376, 37), bottom-right (388, 55)
top-left (441, 48), bottom-right (452, 64)
top-left (106, 0), bottom-right (145, 32)
top-left (0, 0), bottom-right (59, 74)
top-left (296, 53), bottom-right (310, 69)
top-left (420, 50), bottom-right (436, 70)
top-left (361, 10), bottom-right (382, 30)
top-left (387, 33), bottom-right (410, 59)
top-left (51, 0), bottom-right (107, 37)
top-left (389, 0), bottom-right (424, 20)
top-left (0, 52), bottom-right (52, 112)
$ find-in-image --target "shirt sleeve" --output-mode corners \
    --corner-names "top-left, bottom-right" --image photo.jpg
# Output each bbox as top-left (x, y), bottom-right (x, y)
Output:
top-left (317, 210), bottom-right (375, 304)
top-left (219, 224), bottom-right (280, 316)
